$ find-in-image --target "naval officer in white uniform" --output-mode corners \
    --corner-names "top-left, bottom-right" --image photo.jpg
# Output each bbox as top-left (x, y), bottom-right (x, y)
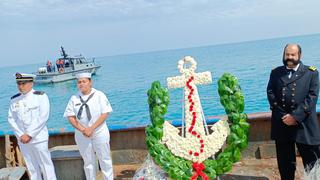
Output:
top-left (64, 72), bottom-right (113, 180)
top-left (7, 73), bottom-right (57, 180)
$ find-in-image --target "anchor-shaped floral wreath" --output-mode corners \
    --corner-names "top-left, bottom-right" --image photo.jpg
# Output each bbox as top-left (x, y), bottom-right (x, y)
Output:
top-left (146, 56), bottom-right (249, 180)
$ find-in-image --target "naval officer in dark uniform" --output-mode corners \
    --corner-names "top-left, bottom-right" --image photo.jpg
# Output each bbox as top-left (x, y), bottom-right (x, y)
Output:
top-left (267, 44), bottom-right (320, 180)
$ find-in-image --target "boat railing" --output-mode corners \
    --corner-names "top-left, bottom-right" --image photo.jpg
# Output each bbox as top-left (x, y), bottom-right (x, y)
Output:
top-left (37, 57), bottom-right (100, 75)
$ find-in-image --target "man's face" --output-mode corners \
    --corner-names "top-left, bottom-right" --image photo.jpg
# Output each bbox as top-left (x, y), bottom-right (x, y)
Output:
top-left (283, 45), bottom-right (301, 68)
top-left (17, 81), bottom-right (33, 94)
top-left (77, 78), bottom-right (92, 93)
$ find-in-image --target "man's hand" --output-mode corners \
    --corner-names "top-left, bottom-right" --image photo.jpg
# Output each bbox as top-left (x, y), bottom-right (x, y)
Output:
top-left (20, 134), bottom-right (32, 144)
top-left (282, 114), bottom-right (298, 126)
top-left (78, 126), bottom-right (86, 133)
top-left (82, 127), bottom-right (94, 138)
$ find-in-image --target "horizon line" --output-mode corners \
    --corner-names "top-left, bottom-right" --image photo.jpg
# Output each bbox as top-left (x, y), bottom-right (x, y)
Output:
top-left (1, 32), bottom-right (319, 69)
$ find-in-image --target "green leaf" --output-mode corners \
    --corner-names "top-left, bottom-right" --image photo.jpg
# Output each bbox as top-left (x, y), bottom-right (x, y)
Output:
top-left (152, 105), bottom-right (162, 115)
top-left (168, 168), bottom-right (179, 179)
top-left (239, 137), bottom-right (248, 149)
top-left (163, 95), bottom-right (170, 105)
top-left (233, 148), bottom-right (242, 162)
top-left (228, 113), bottom-right (240, 123)
top-left (151, 81), bottom-right (161, 89)
top-left (215, 165), bottom-right (223, 175)
top-left (148, 126), bottom-right (163, 140)
top-left (227, 132), bottom-right (240, 144)
top-left (217, 150), bottom-right (232, 160)
top-left (207, 172), bottom-right (217, 180)
top-left (153, 116), bottom-right (165, 126)
top-left (222, 160), bottom-right (233, 172)
top-left (150, 150), bottom-right (158, 157)
top-left (236, 127), bottom-right (245, 137)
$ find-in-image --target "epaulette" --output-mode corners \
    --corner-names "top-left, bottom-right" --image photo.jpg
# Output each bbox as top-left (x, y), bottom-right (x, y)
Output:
top-left (11, 93), bottom-right (21, 100)
top-left (33, 91), bottom-right (45, 95)
top-left (309, 66), bottom-right (317, 71)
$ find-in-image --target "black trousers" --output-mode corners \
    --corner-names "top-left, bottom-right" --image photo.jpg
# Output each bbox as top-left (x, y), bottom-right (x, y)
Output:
top-left (275, 140), bottom-right (320, 180)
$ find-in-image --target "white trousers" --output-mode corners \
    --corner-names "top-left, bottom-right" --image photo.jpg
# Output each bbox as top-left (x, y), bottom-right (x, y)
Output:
top-left (19, 141), bottom-right (57, 180)
top-left (75, 132), bottom-right (113, 180)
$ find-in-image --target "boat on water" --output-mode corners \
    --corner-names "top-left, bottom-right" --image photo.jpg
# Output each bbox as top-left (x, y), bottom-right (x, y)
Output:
top-left (34, 46), bottom-right (101, 83)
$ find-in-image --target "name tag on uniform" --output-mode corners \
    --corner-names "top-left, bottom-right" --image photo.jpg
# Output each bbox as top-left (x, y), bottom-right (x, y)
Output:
top-left (27, 106), bottom-right (38, 112)
top-left (75, 103), bottom-right (81, 106)
top-left (14, 103), bottom-right (20, 108)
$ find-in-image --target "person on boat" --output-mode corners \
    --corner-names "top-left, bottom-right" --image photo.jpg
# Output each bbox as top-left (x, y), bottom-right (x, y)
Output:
top-left (57, 59), bottom-right (64, 73)
top-left (59, 59), bottom-right (65, 68)
top-left (7, 73), bottom-right (57, 180)
top-left (267, 44), bottom-right (320, 180)
top-left (64, 72), bottom-right (113, 180)
top-left (47, 60), bottom-right (52, 72)
top-left (56, 59), bottom-right (60, 70)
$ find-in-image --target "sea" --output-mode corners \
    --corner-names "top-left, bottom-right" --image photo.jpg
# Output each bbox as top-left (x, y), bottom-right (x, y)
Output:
top-left (1, 33), bottom-right (320, 134)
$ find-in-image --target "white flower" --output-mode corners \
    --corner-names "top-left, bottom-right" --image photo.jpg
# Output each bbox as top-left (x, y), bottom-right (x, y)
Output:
top-left (161, 57), bottom-right (231, 162)
top-left (177, 56), bottom-right (197, 74)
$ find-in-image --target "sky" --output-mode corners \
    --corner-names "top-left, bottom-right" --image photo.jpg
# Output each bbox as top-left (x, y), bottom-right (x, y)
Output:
top-left (0, 0), bottom-right (320, 67)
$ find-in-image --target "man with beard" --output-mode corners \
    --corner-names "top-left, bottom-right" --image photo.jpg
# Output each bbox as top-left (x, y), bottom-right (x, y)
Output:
top-left (267, 44), bottom-right (320, 180)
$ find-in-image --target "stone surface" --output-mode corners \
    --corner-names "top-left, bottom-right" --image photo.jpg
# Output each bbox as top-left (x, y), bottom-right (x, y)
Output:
top-left (257, 142), bottom-right (277, 159)
top-left (111, 149), bottom-right (148, 165)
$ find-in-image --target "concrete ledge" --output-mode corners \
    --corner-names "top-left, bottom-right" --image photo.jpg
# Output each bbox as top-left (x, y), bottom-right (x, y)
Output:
top-left (0, 167), bottom-right (26, 180)
top-left (50, 145), bottom-right (88, 180)
top-left (111, 149), bottom-right (148, 165)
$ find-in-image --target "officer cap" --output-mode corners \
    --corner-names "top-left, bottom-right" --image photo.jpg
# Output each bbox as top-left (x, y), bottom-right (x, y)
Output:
top-left (15, 73), bottom-right (36, 82)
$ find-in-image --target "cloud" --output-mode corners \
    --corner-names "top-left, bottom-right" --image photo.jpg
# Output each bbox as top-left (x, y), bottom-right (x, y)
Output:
top-left (1, 0), bottom-right (320, 20)
top-left (0, 0), bottom-right (319, 67)
top-left (0, 0), bottom-right (273, 22)
top-left (1, 0), bottom-right (319, 30)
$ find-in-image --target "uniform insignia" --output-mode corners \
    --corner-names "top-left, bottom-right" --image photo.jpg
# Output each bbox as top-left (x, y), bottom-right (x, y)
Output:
top-left (309, 66), bottom-right (317, 71)
top-left (33, 91), bottom-right (45, 95)
top-left (14, 103), bottom-right (20, 108)
top-left (15, 73), bottom-right (22, 78)
top-left (11, 93), bottom-right (21, 99)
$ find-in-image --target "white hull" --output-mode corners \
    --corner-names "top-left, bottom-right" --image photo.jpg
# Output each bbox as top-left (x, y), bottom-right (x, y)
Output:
top-left (35, 66), bottom-right (100, 83)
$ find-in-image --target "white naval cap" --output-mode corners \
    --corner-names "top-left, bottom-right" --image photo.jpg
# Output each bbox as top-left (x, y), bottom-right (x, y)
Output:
top-left (15, 73), bottom-right (36, 82)
top-left (75, 72), bottom-right (92, 79)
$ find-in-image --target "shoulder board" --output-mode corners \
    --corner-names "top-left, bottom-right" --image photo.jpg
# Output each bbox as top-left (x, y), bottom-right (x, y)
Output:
top-left (309, 66), bottom-right (317, 71)
top-left (33, 91), bottom-right (45, 95)
top-left (11, 93), bottom-right (21, 100)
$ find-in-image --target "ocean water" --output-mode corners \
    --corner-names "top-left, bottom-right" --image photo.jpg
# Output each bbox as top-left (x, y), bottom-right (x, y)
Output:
top-left (1, 34), bottom-right (320, 133)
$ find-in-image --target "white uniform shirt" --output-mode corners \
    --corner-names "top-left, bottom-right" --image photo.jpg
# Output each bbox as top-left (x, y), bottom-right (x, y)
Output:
top-left (287, 63), bottom-right (300, 78)
top-left (8, 89), bottom-right (50, 143)
top-left (63, 88), bottom-right (112, 137)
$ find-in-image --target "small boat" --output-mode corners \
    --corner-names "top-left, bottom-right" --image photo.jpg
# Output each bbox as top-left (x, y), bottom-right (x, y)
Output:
top-left (34, 46), bottom-right (101, 83)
